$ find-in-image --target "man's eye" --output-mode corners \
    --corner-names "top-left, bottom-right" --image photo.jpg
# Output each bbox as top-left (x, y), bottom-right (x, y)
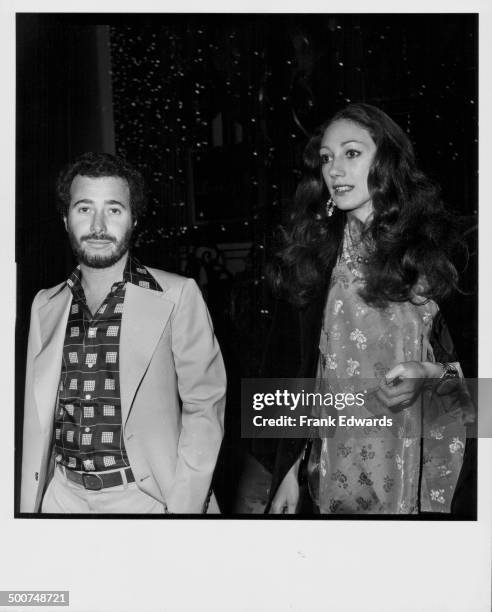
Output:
top-left (109, 208), bottom-right (121, 214)
top-left (346, 149), bottom-right (361, 158)
top-left (77, 206), bottom-right (90, 213)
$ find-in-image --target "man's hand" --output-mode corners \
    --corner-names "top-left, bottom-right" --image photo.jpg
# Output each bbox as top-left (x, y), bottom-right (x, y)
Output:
top-left (269, 461), bottom-right (300, 514)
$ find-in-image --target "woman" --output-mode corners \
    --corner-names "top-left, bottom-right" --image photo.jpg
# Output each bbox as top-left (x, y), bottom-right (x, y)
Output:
top-left (267, 103), bottom-right (472, 515)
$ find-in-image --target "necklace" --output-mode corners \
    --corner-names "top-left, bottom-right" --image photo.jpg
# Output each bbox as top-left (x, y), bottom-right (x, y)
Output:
top-left (341, 221), bottom-right (369, 279)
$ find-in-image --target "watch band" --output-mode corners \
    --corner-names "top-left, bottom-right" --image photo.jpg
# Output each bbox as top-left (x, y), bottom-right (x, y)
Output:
top-left (439, 362), bottom-right (460, 380)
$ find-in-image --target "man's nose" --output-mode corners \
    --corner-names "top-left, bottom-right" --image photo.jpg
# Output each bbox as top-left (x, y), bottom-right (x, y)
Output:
top-left (90, 210), bottom-right (106, 234)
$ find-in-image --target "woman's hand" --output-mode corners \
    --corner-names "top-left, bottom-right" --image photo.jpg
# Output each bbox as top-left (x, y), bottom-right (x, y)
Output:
top-left (269, 459), bottom-right (301, 514)
top-left (376, 361), bottom-right (443, 412)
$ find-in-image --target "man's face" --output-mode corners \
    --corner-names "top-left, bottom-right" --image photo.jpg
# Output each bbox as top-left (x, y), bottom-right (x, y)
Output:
top-left (65, 175), bottom-right (134, 269)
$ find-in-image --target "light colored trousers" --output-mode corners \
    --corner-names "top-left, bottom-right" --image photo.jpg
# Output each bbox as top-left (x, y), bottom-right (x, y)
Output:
top-left (41, 466), bottom-right (166, 514)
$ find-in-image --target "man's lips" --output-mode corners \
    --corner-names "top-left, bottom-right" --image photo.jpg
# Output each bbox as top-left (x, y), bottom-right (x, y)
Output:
top-left (83, 238), bottom-right (115, 248)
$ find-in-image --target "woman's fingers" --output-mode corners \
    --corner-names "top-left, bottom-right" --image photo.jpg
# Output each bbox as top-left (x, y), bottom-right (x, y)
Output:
top-left (269, 472), bottom-right (300, 514)
top-left (270, 497), bottom-right (296, 514)
top-left (376, 361), bottom-right (428, 408)
top-left (379, 378), bottom-right (414, 398)
top-left (385, 361), bottom-right (425, 382)
top-left (375, 387), bottom-right (413, 409)
top-left (384, 362), bottom-right (407, 383)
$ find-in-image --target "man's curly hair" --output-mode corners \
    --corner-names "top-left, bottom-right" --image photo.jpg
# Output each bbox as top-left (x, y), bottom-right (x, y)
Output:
top-left (56, 152), bottom-right (146, 223)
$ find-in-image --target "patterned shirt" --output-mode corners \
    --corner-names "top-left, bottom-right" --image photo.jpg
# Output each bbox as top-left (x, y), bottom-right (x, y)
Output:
top-left (54, 256), bottom-right (162, 472)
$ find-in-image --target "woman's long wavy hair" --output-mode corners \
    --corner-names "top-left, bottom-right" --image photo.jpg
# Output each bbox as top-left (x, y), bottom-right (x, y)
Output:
top-left (269, 103), bottom-right (461, 308)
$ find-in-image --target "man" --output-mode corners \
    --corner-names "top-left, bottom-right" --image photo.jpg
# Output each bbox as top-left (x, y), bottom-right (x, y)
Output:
top-left (20, 152), bottom-right (226, 514)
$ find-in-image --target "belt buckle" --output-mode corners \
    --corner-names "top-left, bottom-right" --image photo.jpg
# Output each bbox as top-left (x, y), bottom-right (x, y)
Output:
top-left (82, 472), bottom-right (104, 491)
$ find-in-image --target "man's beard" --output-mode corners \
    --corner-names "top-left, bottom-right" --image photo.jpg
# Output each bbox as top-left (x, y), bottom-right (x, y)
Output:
top-left (68, 227), bottom-right (133, 269)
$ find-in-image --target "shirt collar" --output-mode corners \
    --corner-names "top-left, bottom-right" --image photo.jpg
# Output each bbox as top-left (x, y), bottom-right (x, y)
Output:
top-left (124, 256), bottom-right (162, 292)
top-left (66, 255), bottom-right (163, 299)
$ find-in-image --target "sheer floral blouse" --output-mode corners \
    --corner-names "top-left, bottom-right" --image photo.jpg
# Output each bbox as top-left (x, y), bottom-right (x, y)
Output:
top-left (307, 217), bottom-right (467, 514)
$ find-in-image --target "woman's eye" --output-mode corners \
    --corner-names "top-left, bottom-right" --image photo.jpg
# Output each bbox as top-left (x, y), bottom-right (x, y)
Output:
top-left (346, 149), bottom-right (361, 159)
top-left (320, 153), bottom-right (333, 165)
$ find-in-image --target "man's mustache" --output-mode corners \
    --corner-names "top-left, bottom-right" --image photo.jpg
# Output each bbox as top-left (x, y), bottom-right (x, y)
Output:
top-left (81, 233), bottom-right (117, 243)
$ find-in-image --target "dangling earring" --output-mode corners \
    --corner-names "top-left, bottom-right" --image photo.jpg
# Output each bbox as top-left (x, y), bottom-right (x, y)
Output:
top-left (326, 197), bottom-right (335, 217)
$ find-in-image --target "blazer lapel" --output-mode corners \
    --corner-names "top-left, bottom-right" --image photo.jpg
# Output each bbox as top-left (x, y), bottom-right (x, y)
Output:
top-left (120, 282), bottom-right (174, 425)
top-left (33, 285), bottom-right (73, 433)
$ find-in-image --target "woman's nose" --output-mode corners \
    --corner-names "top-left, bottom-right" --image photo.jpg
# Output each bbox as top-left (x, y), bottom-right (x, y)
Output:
top-left (329, 158), bottom-right (345, 177)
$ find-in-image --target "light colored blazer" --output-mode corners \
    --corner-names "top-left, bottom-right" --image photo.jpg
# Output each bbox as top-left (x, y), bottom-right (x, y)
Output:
top-left (20, 266), bottom-right (226, 514)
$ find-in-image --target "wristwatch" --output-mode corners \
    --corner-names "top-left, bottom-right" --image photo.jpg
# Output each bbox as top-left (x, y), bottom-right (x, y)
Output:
top-left (439, 362), bottom-right (460, 380)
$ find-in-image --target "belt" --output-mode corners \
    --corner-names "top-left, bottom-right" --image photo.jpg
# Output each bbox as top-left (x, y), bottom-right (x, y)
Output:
top-left (59, 465), bottom-right (135, 491)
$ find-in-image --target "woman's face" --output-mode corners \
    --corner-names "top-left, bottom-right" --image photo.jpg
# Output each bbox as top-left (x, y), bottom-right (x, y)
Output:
top-left (320, 119), bottom-right (377, 223)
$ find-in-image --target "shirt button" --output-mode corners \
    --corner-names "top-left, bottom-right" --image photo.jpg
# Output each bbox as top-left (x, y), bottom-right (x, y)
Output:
top-left (85, 427), bottom-right (90, 433)
top-left (85, 394), bottom-right (91, 400)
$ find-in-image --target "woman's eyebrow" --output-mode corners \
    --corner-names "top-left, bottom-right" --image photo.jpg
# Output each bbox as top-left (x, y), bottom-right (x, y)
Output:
top-left (320, 139), bottom-right (366, 150)
top-left (340, 139), bottom-right (365, 146)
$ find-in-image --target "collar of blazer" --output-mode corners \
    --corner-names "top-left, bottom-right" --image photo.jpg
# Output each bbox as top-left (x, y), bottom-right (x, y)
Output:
top-left (33, 278), bottom-right (174, 433)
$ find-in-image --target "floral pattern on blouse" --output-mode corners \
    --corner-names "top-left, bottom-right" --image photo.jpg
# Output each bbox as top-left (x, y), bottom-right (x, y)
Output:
top-left (307, 218), bottom-right (467, 514)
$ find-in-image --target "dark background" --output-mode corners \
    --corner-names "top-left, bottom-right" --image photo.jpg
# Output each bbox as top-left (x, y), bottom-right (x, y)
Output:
top-left (16, 13), bottom-right (478, 513)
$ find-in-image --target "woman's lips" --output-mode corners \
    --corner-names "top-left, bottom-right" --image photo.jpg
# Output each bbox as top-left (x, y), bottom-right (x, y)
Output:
top-left (332, 185), bottom-right (354, 195)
